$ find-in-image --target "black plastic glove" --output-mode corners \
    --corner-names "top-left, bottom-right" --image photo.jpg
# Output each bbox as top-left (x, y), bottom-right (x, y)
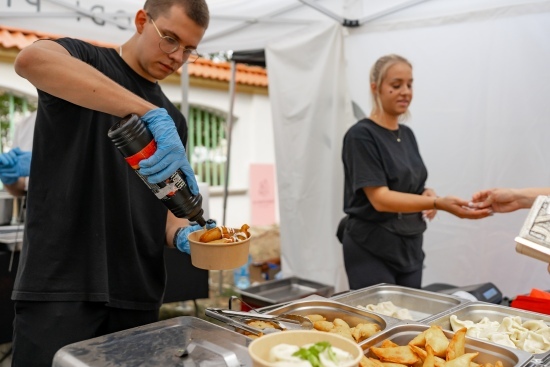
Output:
top-left (0, 148), bottom-right (32, 185)
top-left (175, 220), bottom-right (217, 254)
top-left (139, 108), bottom-right (199, 195)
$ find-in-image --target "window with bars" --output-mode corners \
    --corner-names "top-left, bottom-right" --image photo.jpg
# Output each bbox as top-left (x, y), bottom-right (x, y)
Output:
top-left (187, 105), bottom-right (232, 187)
top-left (0, 95), bottom-right (229, 187)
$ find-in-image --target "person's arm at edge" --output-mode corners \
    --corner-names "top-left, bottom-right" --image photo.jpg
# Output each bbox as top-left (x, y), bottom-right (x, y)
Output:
top-left (14, 40), bottom-right (155, 118)
top-left (471, 187), bottom-right (550, 212)
top-left (365, 186), bottom-right (492, 219)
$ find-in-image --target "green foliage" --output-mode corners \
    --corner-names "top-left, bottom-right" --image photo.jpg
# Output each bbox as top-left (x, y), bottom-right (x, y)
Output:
top-left (0, 92), bottom-right (36, 151)
top-left (207, 51), bottom-right (231, 63)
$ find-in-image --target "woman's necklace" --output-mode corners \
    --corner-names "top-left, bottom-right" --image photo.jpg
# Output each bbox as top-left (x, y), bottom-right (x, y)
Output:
top-left (119, 46), bottom-right (122, 57)
top-left (371, 115), bottom-right (401, 142)
top-left (390, 127), bottom-right (401, 143)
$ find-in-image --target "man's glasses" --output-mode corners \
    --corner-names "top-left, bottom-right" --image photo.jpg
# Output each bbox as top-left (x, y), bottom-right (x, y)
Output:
top-left (148, 14), bottom-right (200, 64)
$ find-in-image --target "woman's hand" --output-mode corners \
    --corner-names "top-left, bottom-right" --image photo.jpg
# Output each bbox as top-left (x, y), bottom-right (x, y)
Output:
top-left (438, 196), bottom-right (493, 219)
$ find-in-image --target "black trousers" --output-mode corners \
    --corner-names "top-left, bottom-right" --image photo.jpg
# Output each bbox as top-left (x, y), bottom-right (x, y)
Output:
top-left (343, 233), bottom-right (422, 290)
top-left (11, 301), bottom-right (159, 367)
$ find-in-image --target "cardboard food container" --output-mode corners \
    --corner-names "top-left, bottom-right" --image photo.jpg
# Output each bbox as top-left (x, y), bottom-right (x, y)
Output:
top-left (248, 330), bottom-right (363, 367)
top-left (188, 228), bottom-right (250, 270)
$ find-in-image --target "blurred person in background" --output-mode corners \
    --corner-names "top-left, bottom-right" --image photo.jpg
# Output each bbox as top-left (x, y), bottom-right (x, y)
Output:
top-left (0, 110), bottom-right (36, 197)
top-left (340, 54), bottom-right (492, 291)
top-left (11, 1), bottom-right (214, 366)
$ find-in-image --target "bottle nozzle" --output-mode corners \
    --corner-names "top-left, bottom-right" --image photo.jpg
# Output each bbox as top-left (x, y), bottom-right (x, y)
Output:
top-left (195, 216), bottom-right (207, 227)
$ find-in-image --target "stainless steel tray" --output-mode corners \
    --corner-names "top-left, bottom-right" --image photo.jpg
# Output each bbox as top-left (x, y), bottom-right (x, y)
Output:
top-left (264, 298), bottom-right (398, 331)
top-left (425, 301), bottom-right (550, 363)
top-left (237, 276), bottom-right (334, 308)
top-left (52, 316), bottom-right (253, 367)
top-left (360, 322), bottom-right (533, 367)
top-left (331, 283), bottom-right (469, 321)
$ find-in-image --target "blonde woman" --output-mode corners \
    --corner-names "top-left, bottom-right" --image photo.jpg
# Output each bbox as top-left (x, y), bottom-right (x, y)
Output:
top-left (340, 54), bottom-right (491, 290)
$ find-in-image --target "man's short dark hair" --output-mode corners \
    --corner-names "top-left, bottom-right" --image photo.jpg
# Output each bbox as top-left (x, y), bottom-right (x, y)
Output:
top-left (144, 0), bottom-right (209, 29)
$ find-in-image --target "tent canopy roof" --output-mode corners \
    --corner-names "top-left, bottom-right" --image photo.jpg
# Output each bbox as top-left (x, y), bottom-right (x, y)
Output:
top-left (3, 0), bottom-right (541, 54)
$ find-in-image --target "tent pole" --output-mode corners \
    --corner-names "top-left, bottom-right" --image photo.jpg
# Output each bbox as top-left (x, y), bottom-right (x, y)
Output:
top-left (298, 0), bottom-right (346, 24)
top-left (202, 3), bottom-right (304, 43)
top-left (358, 0), bottom-right (431, 25)
top-left (180, 64), bottom-right (189, 120)
top-left (219, 60), bottom-right (237, 296)
top-left (222, 60), bottom-right (237, 227)
top-left (299, 0), bottom-right (431, 27)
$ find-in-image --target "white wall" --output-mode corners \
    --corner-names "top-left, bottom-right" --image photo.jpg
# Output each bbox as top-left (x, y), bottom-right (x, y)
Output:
top-left (0, 63), bottom-right (37, 100)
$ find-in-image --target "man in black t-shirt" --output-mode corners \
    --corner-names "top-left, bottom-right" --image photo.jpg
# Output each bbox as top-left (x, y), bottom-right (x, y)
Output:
top-left (12, 1), bottom-right (213, 365)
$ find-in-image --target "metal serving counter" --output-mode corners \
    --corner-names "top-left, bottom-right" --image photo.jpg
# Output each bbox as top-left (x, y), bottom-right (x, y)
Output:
top-left (50, 284), bottom-right (547, 367)
top-left (53, 317), bottom-right (253, 367)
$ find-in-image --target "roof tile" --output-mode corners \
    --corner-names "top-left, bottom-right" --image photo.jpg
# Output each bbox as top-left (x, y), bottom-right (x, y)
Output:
top-left (0, 24), bottom-right (268, 88)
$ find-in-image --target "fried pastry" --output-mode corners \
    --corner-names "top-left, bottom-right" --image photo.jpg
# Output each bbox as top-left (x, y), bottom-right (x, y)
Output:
top-left (199, 224), bottom-right (250, 243)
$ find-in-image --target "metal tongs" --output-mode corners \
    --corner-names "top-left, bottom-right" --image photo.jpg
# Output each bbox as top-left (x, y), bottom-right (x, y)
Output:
top-left (205, 308), bottom-right (313, 336)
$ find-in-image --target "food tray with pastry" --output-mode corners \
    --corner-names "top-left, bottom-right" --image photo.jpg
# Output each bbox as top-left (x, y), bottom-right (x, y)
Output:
top-left (187, 224), bottom-right (251, 270)
top-left (424, 301), bottom-right (550, 364)
top-left (331, 283), bottom-right (469, 321)
top-left (253, 299), bottom-right (399, 344)
top-left (359, 323), bottom-right (533, 367)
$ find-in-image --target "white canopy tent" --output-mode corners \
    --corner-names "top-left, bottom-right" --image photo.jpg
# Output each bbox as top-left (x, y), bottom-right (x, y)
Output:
top-left (2, 0), bottom-right (550, 297)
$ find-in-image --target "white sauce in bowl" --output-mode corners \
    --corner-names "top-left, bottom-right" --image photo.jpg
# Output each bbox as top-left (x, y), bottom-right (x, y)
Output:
top-left (269, 343), bottom-right (354, 367)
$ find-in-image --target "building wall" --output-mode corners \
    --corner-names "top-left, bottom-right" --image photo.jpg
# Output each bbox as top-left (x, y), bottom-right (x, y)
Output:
top-left (0, 62), bottom-right (37, 100)
top-left (0, 60), bottom-right (278, 227)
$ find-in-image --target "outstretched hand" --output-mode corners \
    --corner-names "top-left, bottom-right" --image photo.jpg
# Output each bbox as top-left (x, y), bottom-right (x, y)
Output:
top-left (469, 188), bottom-right (521, 213)
top-left (437, 195), bottom-right (493, 219)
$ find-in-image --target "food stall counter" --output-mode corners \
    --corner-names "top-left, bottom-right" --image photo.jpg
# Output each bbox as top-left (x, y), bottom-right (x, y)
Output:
top-left (52, 316), bottom-right (253, 367)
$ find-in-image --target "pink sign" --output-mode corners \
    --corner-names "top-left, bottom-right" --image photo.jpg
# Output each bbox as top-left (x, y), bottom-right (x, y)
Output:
top-left (249, 163), bottom-right (276, 226)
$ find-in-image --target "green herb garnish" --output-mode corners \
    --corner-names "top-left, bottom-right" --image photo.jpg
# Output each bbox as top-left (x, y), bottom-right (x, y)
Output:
top-left (326, 344), bottom-right (338, 364)
top-left (292, 341), bottom-right (334, 367)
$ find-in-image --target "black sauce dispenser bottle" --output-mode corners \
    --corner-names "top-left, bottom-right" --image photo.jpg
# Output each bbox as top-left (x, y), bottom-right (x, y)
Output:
top-left (108, 113), bottom-right (206, 226)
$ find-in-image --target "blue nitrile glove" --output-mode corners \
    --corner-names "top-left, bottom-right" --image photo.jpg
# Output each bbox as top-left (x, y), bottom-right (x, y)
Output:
top-left (175, 220), bottom-right (217, 254)
top-left (0, 148), bottom-right (32, 185)
top-left (0, 148), bottom-right (18, 167)
top-left (139, 108), bottom-right (199, 195)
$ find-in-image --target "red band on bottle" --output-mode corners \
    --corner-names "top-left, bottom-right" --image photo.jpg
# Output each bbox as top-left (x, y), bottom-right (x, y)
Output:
top-left (125, 140), bottom-right (157, 169)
